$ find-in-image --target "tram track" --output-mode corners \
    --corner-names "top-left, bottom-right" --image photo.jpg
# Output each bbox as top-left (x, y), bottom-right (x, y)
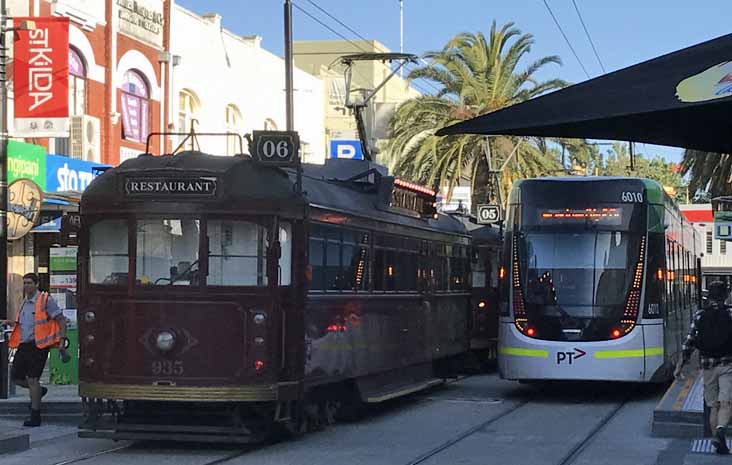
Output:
top-left (403, 387), bottom-right (631, 465)
top-left (48, 442), bottom-right (257, 465)
top-left (404, 399), bottom-right (531, 465)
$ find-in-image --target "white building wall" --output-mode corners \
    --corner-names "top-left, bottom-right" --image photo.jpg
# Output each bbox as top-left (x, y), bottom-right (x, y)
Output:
top-left (170, 6), bottom-right (325, 162)
top-left (681, 204), bottom-right (732, 288)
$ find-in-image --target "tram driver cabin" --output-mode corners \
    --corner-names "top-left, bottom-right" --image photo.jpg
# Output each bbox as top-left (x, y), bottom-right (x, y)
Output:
top-left (77, 150), bottom-right (478, 441)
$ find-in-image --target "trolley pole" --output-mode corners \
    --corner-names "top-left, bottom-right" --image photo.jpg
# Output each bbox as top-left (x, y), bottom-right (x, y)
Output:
top-left (0, 0), bottom-right (8, 400)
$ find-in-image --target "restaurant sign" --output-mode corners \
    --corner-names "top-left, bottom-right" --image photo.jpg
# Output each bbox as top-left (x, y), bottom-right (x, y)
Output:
top-left (124, 177), bottom-right (218, 198)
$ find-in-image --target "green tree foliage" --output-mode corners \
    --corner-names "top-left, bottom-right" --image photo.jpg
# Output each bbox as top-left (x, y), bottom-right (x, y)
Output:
top-left (602, 143), bottom-right (687, 202)
top-left (384, 22), bottom-right (567, 209)
top-left (680, 149), bottom-right (732, 202)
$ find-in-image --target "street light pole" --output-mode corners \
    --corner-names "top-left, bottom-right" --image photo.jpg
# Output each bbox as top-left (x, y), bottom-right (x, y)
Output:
top-left (399, 0), bottom-right (403, 77)
top-left (284, 0), bottom-right (294, 132)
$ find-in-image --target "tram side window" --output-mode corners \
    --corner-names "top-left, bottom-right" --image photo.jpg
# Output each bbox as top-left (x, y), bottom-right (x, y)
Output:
top-left (207, 220), bottom-right (267, 286)
top-left (89, 220), bottom-right (129, 285)
top-left (342, 231), bottom-right (369, 291)
top-left (308, 225), bottom-right (370, 292)
top-left (278, 223), bottom-right (292, 286)
top-left (308, 227), bottom-right (325, 291)
top-left (449, 245), bottom-right (469, 290)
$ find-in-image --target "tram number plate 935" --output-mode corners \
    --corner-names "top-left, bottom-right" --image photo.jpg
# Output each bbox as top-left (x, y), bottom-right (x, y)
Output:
top-left (151, 360), bottom-right (184, 376)
top-left (621, 191), bottom-right (643, 202)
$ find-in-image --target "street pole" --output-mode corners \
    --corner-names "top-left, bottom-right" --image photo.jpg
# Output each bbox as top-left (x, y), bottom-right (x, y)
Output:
top-left (284, 0), bottom-right (294, 131)
top-left (399, 0), bottom-right (403, 77)
top-left (284, 0), bottom-right (302, 193)
top-left (0, 0), bottom-right (9, 400)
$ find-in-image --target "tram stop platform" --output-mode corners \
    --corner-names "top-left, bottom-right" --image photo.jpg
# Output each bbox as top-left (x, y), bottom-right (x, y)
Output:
top-left (653, 361), bottom-right (706, 438)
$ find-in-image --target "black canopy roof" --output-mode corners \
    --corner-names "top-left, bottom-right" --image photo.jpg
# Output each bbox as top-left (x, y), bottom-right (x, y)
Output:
top-left (437, 33), bottom-right (732, 154)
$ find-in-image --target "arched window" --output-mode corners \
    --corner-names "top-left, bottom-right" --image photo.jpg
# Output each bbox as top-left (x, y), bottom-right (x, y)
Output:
top-left (225, 104), bottom-right (242, 155)
top-left (264, 118), bottom-right (278, 131)
top-left (120, 70), bottom-right (150, 143)
top-left (178, 90), bottom-right (200, 135)
top-left (69, 47), bottom-right (86, 116)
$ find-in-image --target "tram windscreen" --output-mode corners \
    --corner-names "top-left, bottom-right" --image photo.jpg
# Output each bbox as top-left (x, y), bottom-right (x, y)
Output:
top-left (137, 218), bottom-right (201, 285)
top-left (519, 231), bottom-right (641, 341)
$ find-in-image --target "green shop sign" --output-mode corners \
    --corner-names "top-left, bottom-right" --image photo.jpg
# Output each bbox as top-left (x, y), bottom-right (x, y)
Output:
top-left (7, 140), bottom-right (46, 190)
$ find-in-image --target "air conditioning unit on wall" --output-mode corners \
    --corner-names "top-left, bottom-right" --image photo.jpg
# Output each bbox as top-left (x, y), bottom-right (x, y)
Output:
top-left (69, 115), bottom-right (101, 162)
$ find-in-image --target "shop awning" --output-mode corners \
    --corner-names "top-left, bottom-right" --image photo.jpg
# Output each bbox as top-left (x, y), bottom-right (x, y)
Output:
top-left (437, 33), bottom-right (732, 154)
top-left (32, 193), bottom-right (81, 232)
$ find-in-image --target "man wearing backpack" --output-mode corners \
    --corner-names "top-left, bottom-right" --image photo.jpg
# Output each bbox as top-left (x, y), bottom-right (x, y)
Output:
top-left (675, 280), bottom-right (732, 454)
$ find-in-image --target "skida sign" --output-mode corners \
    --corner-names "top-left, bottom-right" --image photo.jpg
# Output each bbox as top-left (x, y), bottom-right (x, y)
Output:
top-left (13, 17), bottom-right (70, 137)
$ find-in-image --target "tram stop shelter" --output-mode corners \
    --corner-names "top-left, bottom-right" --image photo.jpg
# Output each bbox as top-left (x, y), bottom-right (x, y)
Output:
top-left (437, 32), bottom-right (732, 439)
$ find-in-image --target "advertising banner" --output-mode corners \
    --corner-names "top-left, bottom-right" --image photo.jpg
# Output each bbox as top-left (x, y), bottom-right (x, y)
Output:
top-left (13, 17), bottom-right (70, 137)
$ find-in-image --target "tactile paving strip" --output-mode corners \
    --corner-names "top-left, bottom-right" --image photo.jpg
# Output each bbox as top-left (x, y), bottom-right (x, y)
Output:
top-left (683, 375), bottom-right (704, 412)
top-left (690, 438), bottom-right (732, 454)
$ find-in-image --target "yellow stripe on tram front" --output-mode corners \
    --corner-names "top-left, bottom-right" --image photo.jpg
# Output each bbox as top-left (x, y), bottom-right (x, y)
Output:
top-left (498, 347), bottom-right (549, 358)
top-left (593, 347), bottom-right (664, 359)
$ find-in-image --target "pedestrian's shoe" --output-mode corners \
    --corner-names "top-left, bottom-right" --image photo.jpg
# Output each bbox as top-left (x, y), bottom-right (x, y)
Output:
top-left (713, 427), bottom-right (730, 454)
top-left (23, 409), bottom-right (41, 427)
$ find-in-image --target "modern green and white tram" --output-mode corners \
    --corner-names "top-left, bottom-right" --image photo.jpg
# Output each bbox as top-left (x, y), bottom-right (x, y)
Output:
top-left (498, 177), bottom-right (702, 382)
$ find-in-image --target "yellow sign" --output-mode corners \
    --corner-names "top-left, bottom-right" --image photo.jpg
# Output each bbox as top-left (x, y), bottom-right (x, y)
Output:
top-left (676, 61), bottom-right (732, 103)
top-left (8, 178), bottom-right (43, 240)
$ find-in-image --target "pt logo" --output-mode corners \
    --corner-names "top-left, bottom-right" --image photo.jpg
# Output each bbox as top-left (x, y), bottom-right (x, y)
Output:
top-left (556, 348), bottom-right (587, 365)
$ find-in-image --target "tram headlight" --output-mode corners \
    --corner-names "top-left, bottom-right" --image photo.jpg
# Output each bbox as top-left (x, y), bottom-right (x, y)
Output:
top-left (156, 331), bottom-right (176, 352)
top-left (84, 311), bottom-right (96, 323)
top-left (478, 300), bottom-right (487, 309)
top-left (253, 313), bottom-right (266, 325)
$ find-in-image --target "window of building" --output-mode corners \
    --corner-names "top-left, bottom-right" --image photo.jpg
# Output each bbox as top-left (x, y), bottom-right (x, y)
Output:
top-left (225, 104), bottom-right (242, 155)
top-left (264, 118), bottom-right (278, 130)
top-left (722, 239), bottom-right (727, 255)
top-left (120, 70), bottom-right (150, 143)
top-left (707, 231), bottom-right (714, 254)
top-left (178, 90), bottom-right (200, 147)
top-left (69, 47), bottom-right (86, 116)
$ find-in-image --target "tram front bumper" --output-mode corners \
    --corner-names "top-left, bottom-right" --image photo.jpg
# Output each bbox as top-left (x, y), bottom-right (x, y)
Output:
top-left (498, 323), bottom-right (663, 382)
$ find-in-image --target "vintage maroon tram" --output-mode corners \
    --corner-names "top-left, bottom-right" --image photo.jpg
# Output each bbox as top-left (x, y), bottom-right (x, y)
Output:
top-left (77, 150), bottom-right (472, 442)
top-left (467, 224), bottom-right (502, 364)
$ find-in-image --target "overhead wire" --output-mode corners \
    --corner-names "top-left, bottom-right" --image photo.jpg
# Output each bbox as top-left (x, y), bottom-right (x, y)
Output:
top-left (571, 0), bottom-right (605, 73)
top-left (296, 0), bottom-right (439, 95)
top-left (541, 0), bottom-right (591, 79)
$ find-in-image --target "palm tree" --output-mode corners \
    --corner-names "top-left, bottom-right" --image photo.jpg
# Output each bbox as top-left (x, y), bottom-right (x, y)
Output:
top-left (384, 21), bottom-right (568, 208)
top-left (681, 150), bottom-right (732, 200)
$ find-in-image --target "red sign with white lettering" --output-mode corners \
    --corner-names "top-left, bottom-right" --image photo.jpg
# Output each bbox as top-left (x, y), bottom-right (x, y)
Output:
top-left (13, 17), bottom-right (69, 123)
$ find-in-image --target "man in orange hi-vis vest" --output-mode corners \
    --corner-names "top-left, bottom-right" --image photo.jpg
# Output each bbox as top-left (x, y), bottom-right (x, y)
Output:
top-left (0, 273), bottom-right (67, 427)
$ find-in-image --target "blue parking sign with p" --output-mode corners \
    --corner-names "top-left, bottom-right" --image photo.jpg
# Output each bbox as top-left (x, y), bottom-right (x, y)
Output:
top-left (330, 140), bottom-right (364, 160)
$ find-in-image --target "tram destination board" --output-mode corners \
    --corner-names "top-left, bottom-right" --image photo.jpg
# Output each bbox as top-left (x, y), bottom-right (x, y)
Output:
top-left (251, 130), bottom-right (300, 166)
top-left (124, 176), bottom-right (218, 198)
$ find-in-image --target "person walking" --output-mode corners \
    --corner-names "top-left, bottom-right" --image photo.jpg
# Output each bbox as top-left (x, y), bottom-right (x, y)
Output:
top-left (675, 280), bottom-right (732, 454)
top-left (0, 273), bottom-right (68, 427)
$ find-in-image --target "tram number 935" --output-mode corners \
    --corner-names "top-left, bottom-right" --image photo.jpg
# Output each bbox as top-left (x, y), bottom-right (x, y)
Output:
top-left (151, 360), bottom-right (184, 376)
top-left (621, 191), bottom-right (644, 203)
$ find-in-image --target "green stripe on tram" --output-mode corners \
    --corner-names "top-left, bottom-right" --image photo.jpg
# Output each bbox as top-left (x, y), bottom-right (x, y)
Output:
top-left (593, 347), bottom-right (664, 359)
top-left (498, 347), bottom-right (549, 358)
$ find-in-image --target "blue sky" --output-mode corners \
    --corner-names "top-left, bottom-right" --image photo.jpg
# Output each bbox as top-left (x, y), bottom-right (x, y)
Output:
top-left (177, 0), bottom-right (731, 163)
